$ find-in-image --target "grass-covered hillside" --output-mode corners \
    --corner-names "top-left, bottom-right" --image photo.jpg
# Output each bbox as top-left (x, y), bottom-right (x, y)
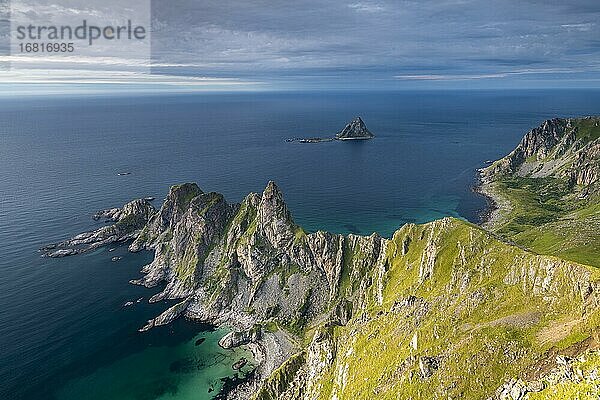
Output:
top-left (481, 117), bottom-right (600, 267)
top-left (256, 218), bottom-right (600, 399)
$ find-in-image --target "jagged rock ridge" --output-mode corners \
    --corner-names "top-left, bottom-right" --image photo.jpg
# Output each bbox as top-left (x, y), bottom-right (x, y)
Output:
top-left (40, 198), bottom-right (156, 257)
top-left (483, 116), bottom-right (599, 191)
top-left (51, 181), bottom-right (599, 399)
top-left (128, 181), bottom-right (387, 331)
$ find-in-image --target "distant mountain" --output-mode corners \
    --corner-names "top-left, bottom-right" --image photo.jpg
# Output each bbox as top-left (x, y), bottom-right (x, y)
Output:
top-left (335, 116), bottom-right (374, 140)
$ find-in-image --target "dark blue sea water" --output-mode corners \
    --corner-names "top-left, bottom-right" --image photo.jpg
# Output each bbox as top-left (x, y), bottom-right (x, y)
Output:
top-left (1, 90), bottom-right (599, 400)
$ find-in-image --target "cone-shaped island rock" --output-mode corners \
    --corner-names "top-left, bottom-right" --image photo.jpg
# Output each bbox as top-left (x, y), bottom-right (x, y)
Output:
top-left (287, 116), bottom-right (375, 143)
top-left (335, 116), bottom-right (374, 140)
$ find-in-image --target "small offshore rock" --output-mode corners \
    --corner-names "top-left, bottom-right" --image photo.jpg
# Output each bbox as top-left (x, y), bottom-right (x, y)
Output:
top-left (46, 249), bottom-right (79, 258)
top-left (335, 116), bottom-right (375, 140)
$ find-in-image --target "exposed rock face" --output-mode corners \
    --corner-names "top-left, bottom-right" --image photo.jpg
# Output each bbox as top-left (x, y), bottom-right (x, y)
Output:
top-left (219, 326), bottom-right (262, 349)
top-left (494, 378), bottom-right (528, 400)
top-left (482, 117), bottom-right (599, 190)
top-left (493, 351), bottom-right (600, 400)
top-left (129, 183), bottom-right (205, 252)
top-left (127, 181), bottom-right (388, 333)
top-left (483, 118), bottom-right (570, 177)
top-left (41, 198), bottom-right (156, 257)
top-left (418, 356), bottom-right (440, 379)
top-left (570, 140), bottom-right (600, 187)
top-left (45, 180), bottom-right (388, 397)
top-left (335, 116), bottom-right (374, 140)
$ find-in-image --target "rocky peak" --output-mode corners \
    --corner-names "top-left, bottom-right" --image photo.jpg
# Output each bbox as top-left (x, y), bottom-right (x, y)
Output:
top-left (261, 181), bottom-right (286, 208)
top-left (335, 116), bottom-right (374, 140)
top-left (482, 117), bottom-right (599, 178)
top-left (119, 199), bottom-right (156, 221)
top-left (92, 198), bottom-right (154, 223)
top-left (518, 118), bottom-right (568, 160)
top-left (129, 183), bottom-right (203, 251)
top-left (160, 183), bottom-right (203, 225)
top-left (159, 182), bottom-right (203, 222)
top-left (258, 181), bottom-right (296, 249)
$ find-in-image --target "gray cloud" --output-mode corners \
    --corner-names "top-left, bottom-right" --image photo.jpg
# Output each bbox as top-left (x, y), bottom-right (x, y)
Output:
top-left (3, 0), bottom-right (600, 88)
top-left (145, 0), bottom-right (600, 87)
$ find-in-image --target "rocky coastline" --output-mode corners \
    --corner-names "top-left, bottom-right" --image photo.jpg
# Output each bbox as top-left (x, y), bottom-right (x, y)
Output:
top-left (42, 116), bottom-right (600, 399)
top-left (478, 116), bottom-right (599, 230)
top-left (40, 198), bottom-right (156, 258)
top-left (474, 171), bottom-right (509, 228)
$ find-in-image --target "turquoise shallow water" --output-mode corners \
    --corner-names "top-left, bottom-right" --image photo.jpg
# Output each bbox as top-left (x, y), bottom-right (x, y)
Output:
top-left (0, 242), bottom-right (253, 400)
top-left (1, 90), bottom-right (599, 399)
top-left (56, 327), bottom-right (254, 400)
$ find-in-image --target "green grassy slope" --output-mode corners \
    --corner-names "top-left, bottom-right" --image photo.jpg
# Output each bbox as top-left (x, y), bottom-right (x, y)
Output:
top-left (304, 218), bottom-right (600, 399)
top-left (489, 177), bottom-right (600, 267)
top-left (484, 117), bottom-right (600, 267)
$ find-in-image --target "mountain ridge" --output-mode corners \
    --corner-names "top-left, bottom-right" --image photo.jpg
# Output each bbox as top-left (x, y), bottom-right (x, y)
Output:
top-left (43, 116), bottom-right (600, 399)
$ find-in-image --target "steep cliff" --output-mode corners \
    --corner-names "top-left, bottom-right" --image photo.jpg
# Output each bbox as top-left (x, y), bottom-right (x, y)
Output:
top-left (483, 117), bottom-right (599, 183)
top-left (282, 219), bottom-right (600, 399)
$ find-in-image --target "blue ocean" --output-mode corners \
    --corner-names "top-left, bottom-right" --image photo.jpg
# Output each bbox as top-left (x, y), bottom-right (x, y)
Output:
top-left (1, 90), bottom-right (599, 399)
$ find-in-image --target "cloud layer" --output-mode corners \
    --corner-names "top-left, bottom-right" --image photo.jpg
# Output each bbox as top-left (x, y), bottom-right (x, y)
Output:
top-left (2, 0), bottom-right (600, 89)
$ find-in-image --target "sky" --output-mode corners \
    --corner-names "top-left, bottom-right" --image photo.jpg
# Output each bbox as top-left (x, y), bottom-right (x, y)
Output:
top-left (1, 0), bottom-right (599, 92)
